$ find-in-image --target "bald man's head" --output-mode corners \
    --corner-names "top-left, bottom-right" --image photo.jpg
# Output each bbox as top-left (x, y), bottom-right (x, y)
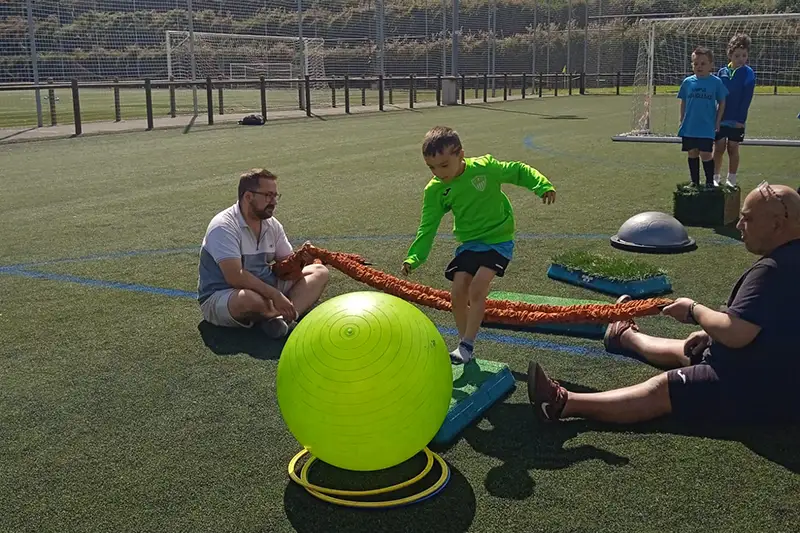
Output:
top-left (737, 183), bottom-right (800, 255)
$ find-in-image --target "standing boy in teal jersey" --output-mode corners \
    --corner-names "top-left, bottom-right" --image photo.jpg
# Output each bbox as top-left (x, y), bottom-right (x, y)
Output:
top-left (678, 46), bottom-right (728, 187)
top-left (401, 126), bottom-right (556, 364)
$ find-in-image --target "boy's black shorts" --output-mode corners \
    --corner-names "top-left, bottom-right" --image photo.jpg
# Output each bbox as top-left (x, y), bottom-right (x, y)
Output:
top-left (445, 249), bottom-right (510, 281)
top-left (681, 137), bottom-right (714, 153)
top-left (715, 126), bottom-right (746, 143)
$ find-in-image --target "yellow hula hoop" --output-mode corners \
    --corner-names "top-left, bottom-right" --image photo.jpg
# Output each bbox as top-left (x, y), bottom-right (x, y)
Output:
top-left (287, 447), bottom-right (450, 508)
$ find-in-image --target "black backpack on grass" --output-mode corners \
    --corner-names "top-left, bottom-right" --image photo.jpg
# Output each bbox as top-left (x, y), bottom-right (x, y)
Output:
top-left (239, 114), bottom-right (264, 126)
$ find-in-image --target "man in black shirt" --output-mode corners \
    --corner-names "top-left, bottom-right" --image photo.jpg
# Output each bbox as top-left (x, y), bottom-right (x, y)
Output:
top-left (528, 182), bottom-right (800, 424)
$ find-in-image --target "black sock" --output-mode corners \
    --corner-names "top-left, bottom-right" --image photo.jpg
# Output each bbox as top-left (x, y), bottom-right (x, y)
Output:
top-left (688, 157), bottom-right (700, 184)
top-left (702, 159), bottom-right (715, 185)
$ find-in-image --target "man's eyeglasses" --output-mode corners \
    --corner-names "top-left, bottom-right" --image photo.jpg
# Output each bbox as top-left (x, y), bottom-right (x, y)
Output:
top-left (758, 181), bottom-right (788, 218)
top-left (249, 190), bottom-right (281, 201)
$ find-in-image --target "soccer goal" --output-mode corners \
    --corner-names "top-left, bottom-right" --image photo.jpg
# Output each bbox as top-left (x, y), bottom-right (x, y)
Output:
top-left (165, 30), bottom-right (326, 85)
top-left (229, 62), bottom-right (295, 81)
top-left (613, 13), bottom-right (800, 147)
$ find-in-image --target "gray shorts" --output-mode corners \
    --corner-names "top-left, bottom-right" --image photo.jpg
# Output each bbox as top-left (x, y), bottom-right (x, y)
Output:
top-left (200, 280), bottom-right (295, 328)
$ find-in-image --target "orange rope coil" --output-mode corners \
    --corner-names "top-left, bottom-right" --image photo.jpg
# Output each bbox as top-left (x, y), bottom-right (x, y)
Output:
top-left (274, 243), bottom-right (673, 325)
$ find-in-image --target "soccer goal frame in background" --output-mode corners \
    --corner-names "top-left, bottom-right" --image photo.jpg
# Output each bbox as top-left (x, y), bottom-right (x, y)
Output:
top-left (613, 13), bottom-right (800, 147)
top-left (165, 30), bottom-right (326, 114)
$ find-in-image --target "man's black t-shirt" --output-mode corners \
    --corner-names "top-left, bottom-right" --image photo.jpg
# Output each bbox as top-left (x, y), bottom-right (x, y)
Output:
top-left (706, 239), bottom-right (800, 380)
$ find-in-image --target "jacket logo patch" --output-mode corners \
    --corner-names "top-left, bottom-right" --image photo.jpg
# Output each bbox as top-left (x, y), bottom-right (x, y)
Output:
top-left (443, 188), bottom-right (451, 197)
top-left (472, 175), bottom-right (486, 192)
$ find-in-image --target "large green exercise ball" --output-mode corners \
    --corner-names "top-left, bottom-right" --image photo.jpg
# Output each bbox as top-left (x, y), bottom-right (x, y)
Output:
top-left (276, 291), bottom-right (453, 471)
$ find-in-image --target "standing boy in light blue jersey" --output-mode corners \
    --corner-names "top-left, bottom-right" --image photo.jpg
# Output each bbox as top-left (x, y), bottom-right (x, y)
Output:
top-left (678, 46), bottom-right (728, 187)
top-left (713, 34), bottom-right (756, 187)
top-left (401, 126), bottom-right (556, 364)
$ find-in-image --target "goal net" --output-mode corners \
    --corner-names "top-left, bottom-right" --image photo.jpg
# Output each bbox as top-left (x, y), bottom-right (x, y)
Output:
top-left (229, 63), bottom-right (295, 81)
top-left (615, 14), bottom-right (800, 147)
top-left (166, 31), bottom-right (326, 87)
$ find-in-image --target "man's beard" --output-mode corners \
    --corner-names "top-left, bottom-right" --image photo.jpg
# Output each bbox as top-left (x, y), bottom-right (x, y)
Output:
top-left (251, 200), bottom-right (275, 220)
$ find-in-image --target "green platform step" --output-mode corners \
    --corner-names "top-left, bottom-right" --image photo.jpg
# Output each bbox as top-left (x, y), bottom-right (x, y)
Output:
top-left (432, 358), bottom-right (515, 445)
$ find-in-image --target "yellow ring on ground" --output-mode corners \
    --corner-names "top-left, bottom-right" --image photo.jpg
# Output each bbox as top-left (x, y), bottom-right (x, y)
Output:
top-left (287, 447), bottom-right (450, 508)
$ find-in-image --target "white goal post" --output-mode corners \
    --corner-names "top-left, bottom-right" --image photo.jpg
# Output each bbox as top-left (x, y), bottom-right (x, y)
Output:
top-left (165, 30), bottom-right (326, 84)
top-left (613, 13), bottom-right (800, 147)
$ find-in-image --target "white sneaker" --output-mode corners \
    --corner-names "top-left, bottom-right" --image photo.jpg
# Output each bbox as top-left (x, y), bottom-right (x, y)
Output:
top-left (725, 174), bottom-right (737, 187)
top-left (713, 174), bottom-right (721, 187)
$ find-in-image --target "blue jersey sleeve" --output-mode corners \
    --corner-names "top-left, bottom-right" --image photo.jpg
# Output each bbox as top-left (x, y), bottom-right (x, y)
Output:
top-left (716, 77), bottom-right (729, 102)
top-left (677, 79), bottom-right (689, 99)
top-left (739, 67), bottom-right (756, 123)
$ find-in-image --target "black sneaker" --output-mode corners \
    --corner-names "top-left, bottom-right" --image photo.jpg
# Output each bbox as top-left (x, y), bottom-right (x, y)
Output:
top-left (260, 317), bottom-right (289, 339)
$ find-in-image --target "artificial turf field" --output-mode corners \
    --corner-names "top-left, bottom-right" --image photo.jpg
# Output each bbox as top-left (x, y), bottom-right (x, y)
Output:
top-left (1, 94), bottom-right (798, 533)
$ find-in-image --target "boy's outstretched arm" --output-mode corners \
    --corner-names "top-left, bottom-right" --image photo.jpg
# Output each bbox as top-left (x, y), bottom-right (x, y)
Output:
top-left (403, 186), bottom-right (448, 273)
top-left (492, 155), bottom-right (555, 198)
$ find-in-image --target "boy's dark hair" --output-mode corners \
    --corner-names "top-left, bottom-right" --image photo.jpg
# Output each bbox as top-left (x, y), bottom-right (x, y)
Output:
top-left (728, 33), bottom-right (752, 55)
top-left (692, 46), bottom-right (713, 63)
top-left (422, 126), bottom-right (462, 157)
top-left (238, 168), bottom-right (277, 200)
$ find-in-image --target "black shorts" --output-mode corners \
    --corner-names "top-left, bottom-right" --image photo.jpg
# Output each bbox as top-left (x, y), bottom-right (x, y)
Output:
top-left (715, 126), bottom-right (745, 143)
top-left (444, 249), bottom-right (510, 281)
top-left (667, 362), bottom-right (786, 424)
top-left (681, 137), bottom-right (714, 153)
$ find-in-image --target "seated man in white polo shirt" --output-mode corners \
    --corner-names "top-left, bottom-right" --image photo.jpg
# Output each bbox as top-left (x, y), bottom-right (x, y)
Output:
top-left (198, 168), bottom-right (329, 338)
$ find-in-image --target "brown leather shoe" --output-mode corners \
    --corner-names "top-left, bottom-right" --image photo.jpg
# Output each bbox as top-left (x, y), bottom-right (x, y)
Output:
top-left (603, 295), bottom-right (639, 356)
top-left (527, 361), bottom-right (568, 422)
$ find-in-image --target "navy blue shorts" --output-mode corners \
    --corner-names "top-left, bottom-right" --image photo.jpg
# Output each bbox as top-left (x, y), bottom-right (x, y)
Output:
top-left (667, 363), bottom-right (793, 424)
top-left (681, 137), bottom-right (714, 153)
top-left (715, 126), bottom-right (745, 143)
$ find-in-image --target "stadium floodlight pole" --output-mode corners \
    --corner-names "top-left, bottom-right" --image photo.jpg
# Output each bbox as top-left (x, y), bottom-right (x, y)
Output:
top-left (583, 0), bottom-right (588, 74)
top-left (187, 0), bottom-right (198, 115)
top-left (26, 0), bottom-right (42, 128)
top-left (297, 0), bottom-right (305, 75)
top-left (441, 0), bottom-right (447, 75)
top-left (451, 0), bottom-right (459, 76)
top-left (566, 0), bottom-right (571, 75)
top-left (596, 0), bottom-right (602, 75)
top-left (376, 0), bottom-right (385, 76)
top-left (531, 0), bottom-right (537, 75)
top-left (645, 21), bottom-right (655, 132)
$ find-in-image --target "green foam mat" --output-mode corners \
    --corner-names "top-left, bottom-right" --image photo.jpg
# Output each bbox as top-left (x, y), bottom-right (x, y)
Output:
top-left (432, 358), bottom-right (515, 445)
top-left (484, 291), bottom-right (608, 339)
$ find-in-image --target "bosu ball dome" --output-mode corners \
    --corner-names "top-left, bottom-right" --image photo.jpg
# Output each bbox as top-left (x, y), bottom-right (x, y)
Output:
top-left (610, 211), bottom-right (696, 254)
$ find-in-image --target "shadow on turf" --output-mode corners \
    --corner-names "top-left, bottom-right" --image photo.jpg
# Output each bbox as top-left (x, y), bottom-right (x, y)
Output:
top-left (450, 371), bottom-right (799, 501)
top-left (713, 221), bottom-right (744, 242)
top-left (197, 320), bottom-right (285, 360)
top-left (283, 457), bottom-right (476, 533)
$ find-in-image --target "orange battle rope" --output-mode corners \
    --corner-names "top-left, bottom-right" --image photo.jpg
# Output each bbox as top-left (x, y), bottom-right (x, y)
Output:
top-left (273, 243), bottom-right (673, 326)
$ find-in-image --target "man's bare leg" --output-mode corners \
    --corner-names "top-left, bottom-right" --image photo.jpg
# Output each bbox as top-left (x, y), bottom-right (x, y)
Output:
top-left (619, 328), bottom-right (691, 369)
top-left (561, 373), bottom-right (672, 424)
top-left (228, 289), bottom-right (282, 323)
top-left (287, 264), bottom-right (329, 318)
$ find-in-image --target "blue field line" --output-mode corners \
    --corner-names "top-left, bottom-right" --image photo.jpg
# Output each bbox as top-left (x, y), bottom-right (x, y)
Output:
top-left (0, 266), bottom-right (626, 361)
top-left (5, 268), bottom-right (197, 299)
top-left (0, 231), bottom-right (740, 270)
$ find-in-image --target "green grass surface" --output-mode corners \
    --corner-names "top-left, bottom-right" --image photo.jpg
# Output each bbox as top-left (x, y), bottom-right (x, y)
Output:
top-left (552, 250), bottom-right (667, 281)
top-left (1, 96), bottom-right (799, 533)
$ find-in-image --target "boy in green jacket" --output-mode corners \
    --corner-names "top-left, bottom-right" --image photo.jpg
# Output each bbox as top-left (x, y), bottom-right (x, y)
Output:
top-left (402, 126), bottom-right (556, 364)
